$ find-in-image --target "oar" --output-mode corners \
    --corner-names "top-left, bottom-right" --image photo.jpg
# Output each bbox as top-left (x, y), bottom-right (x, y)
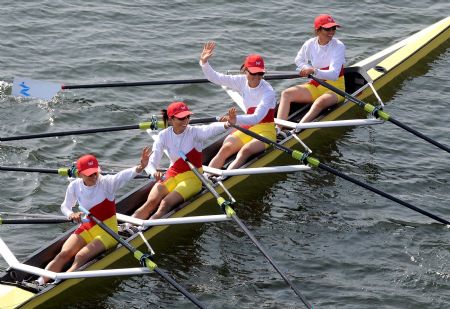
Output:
top-left (0, 165), bottom-right (150, 179)
top-left (0, 216), bottom-right (71, 225)
top-left (78, 206), bottom-right (206, 309)
top-left (0, 116), bottom-right (218, 142)
top-left (62, 73), bottom-right (300, 89)
top-left (308, 74), bottom-right (450, 153)
top-left (231, 124), bottom-right (450, 225)
top-left (179, 152), bottom-right (313, 308)
top-left (13, 73), bottom-right (301, 100)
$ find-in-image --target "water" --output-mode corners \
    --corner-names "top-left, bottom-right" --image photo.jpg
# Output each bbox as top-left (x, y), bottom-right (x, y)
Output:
top-left (1, 1), bottom-right (449, 308)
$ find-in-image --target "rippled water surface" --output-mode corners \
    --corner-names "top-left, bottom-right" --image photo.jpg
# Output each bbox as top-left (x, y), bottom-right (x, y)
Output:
top-left (1, 1), bottom-right (449, 308)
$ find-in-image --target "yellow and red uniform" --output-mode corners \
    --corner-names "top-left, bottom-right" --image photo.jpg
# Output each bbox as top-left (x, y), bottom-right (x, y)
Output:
top-left (295, 36), bottom-right (346, 101)
top-left (61, 168), bottom-right (138, 249)
top-left (146, 123), bottom-right (228, 199)
top-left (200, 61), bottom-right (277, 147)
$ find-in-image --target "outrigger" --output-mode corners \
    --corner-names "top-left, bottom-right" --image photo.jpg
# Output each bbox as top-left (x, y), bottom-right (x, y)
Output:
top-left (1, 16), bottom-right (449, 308)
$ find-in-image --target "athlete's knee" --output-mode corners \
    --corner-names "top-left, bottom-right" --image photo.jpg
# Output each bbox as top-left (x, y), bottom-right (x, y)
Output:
top-left (219, 142), bottom-right (238, 157)
top-left (70, 251), bottom-right (91, 269)
top-left (158, 199), bottom-right (174, 213)
top-left (281, 88), bottom-right (296, 101)
top-left (237, 146), bottom-right (256, 158)
top-left (56, 247), bottom-right (78, 261)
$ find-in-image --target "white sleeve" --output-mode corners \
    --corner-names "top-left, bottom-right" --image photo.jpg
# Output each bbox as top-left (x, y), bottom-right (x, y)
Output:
top-left (236, 90), bottom-right (276, 126)
top-left (60, 181), bottom-right (78, 218)
top-left (294, 43), bottom-right (310, 71)
top-left (102, 167), bottom-right (138, 193)
top-left (193, 122), bottom-right (228, 140)
top-left (200, 61), bottom-right (244, 91)
top-left (315, 42), bottom-right (345, 81)
top-left (145, 131), bottom-right (165, 175)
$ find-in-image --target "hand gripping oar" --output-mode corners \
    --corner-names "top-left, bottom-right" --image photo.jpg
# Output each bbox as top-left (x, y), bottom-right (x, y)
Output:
top-left (78, 206), bottom-right (206, 309)
top-left (13, 74), bottom-right (301, 100)
top-left (0, 165), bottom-right (151, 179)
top-left (308, 74), bottom-right (450, 153)
top-left (179, 152), bottom-right (313, 309)
top-left (0, 116), bottom-right (218, 142)
top-left (231, 124), bottom-right (450, 225)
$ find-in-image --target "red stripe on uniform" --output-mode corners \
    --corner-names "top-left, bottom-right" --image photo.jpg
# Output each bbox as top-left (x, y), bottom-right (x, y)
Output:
top-left (74, 199), bottom-right (116, 234)
top-left (165, 148), bottom-right (202, 179)
top-left (246, 106), bottom-right (275, 123)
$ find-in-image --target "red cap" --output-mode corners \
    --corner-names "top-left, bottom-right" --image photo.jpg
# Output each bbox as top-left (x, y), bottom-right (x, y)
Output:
top-left (167, 101), bottom-right (193, 118)
top-left (243, 54), bottom-right (265, 74)
top-left (76, 154), bottom-right (99, 176)
top-left (314, 14), bottom-right (340, 30)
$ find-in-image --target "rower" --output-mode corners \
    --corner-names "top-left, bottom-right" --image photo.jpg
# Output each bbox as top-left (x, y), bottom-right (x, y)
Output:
top-left (276, 14), bottom-right (346, 125)
top-left (199, 41), bottom-right (277, 170)
top-left (36, 148), bottom-right (150, 285)
top-left (128, 101), bottom-right (236, 222)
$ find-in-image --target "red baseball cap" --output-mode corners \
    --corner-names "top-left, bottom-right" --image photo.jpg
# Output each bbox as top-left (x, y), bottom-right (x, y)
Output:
top-left (314, 14), bottom-right (340, 30)
top-left (243, 54), bottom-right (265, 74)
top-left (76, 154), bottom-right (99, 176)
top-left (167, 101), bottom-right (193, 118)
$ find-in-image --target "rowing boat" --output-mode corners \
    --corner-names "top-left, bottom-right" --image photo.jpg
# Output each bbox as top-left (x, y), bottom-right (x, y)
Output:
top-left (1, 16), bottom-right (449, 308)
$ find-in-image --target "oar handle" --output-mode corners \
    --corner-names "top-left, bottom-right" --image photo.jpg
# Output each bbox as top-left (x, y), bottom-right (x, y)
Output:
top-left (77, 206), bottom-right (135, 252)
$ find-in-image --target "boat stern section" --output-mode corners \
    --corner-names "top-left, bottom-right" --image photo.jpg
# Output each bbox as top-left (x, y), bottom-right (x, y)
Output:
top-left (0, 283), bottom-right (35, 308)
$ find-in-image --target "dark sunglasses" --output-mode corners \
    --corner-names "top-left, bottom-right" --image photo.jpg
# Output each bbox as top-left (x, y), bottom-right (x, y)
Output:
top-left (173, 115), bottom-right (190, 121)
top-left (321, 26), bottom-right (337, 31)
top-left (247, 70), bottom-right (264, 76)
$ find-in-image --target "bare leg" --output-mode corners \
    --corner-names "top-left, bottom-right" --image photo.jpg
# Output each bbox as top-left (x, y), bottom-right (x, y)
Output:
top-left (133, 183), bottom-right (169, 219)
top-left (67, 239), bottom-right (106, 272)
top-left (42, 234), bottom-right (86, 283)
top-left (227, 139), bottom-right (266, 170)
top-left (150, 191), bottom-right (184, 219)
top-left (300, 92), bottom-right (338, 123)
top-left (208, 135), bottom-right (243, 169)
top-left (277, 85), bottom-right (313, 128)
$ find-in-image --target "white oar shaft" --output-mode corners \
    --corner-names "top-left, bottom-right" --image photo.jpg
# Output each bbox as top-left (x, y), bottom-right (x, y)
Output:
top-left (203, 165), bottom-right (310, 176)
top-left (275, 118), bottom-right (383, 130)
top-left (55, 268), bottom-right (151, 279)
top-left (0, 237), bottom-right (153, 280)
top-left (117, 213), bottom-right (230, 227)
